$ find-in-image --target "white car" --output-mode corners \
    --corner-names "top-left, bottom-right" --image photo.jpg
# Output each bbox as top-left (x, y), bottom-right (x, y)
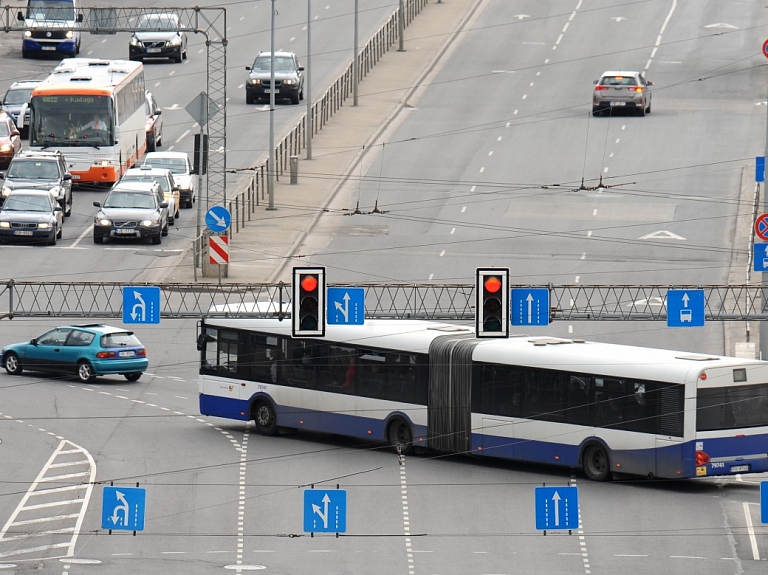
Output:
top-left (142, 151), bottom-right (196, 208)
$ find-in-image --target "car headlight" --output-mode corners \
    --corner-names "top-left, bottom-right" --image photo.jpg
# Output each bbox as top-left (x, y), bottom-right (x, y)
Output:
top-left (49, 186), bottom-right (62, 199)
top-left (24, 31), bottom-right (32, 38)
top-left (0, 222), bottom-right (9, 228)
top-left (97, 218), bottom-right (111, 226)
top-left (283, 79), bottom-right (295, 86)
top-left (38, 222), bottom-right (50, 229)
top-left (0, 144), bottom-right (11, 153)
top-left (66, 31), bottom-right (73, 39)
top-left (130, 36), bottom-right (140, 46)
top-left (140, 219), bottom-right (159, 227)
top-left (1, 188), bottom-right (10, 197)
top-left (249, 79), bottom-right (261, 86)
top-left (169, 36), bottom-right (182, 46)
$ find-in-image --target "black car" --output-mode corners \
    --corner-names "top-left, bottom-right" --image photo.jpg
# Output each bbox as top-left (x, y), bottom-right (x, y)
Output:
top-left (129, 13), bottom-right (188, 63)
top-left (0, 189), bottom-right (63, 245)
top-left (0, 80), bottom-right (41, 137)
top-left (245, 51), bottom-right (304, 105)
top-left (0, 150), bottom-right (72, 216)
top-left (93, 184), bottom-right (169, 244)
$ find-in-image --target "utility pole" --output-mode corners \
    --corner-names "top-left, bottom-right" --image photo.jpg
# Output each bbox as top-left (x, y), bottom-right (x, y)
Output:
top-left (267, 0), bottom-right (276, 210)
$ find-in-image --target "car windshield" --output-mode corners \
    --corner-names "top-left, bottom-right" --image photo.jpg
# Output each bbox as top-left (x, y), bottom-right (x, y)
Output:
top-left (138, 15), bottom-right (178, 30)
top-left (122, 174), bottom-right (170, 193)
top-left (2, 195), bottom-right (51, 212)
top-left (600, 76), bottom-right (638, 86)
top-left (104, 192), bottom-right (156, 209)
top-left (7, 160), bottom-right (59, 179)
top-left (102, 332), bottom-right (142, 347)
top-left (251, 56), bottom-right (296, 72)
top-left (4, 88), bottom-right (34, 106)
top-left (144, 158), bottom-right (186, 174)
top-left (0, 124), bottom-right (10, 138)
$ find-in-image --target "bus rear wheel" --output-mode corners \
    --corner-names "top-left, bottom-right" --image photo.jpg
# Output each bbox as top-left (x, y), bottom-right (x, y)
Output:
top-left (253, 401), bottom-right (277, 436)
top-left (582, 444), bottom-right (611, 481)
top-left (387, 419), bottom-right (413, 455)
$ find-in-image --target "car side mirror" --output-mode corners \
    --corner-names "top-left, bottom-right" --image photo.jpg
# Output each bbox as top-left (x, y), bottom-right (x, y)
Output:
top-left (93, 201), bottom-right (101, 207)
top-left (30, 338), bottom-right (37, 345)
top-left (17, 11), bottom-right (24, 21)
top-left (0, 172), bottom-right (4, 179)
top-left (54, 206), bottom-right (62, 212)
top-left (160, 202), bottom-right (168, 208)
top-left (11, 130), bottom-right (19, 137)
top-left (190, 169), bottom-right (197, 175)
top-left (298, 66), bottom-right (305, 72)
top-left (647, 81), bottom-right (654, 86)
top-left (155, 110), bottom-right (162, 116)
top-left (77, 13), bottom-right (84, 23)
top-left (245, 66), bottom-right (252, 71)
top-left (63, 174), bottom-right (72, 180)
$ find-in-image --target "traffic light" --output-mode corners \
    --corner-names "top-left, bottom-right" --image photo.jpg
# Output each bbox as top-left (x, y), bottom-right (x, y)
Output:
top-left (292, 267), bottom-right (326, 337)
top-left (476, 268), bottom-right (509, 338)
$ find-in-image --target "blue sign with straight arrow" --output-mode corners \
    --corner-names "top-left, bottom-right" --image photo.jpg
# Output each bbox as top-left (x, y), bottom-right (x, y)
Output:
top-left (535, 486), bottom-right (578, 530)
top-left (303, 489), bottom-right (347, 533)
top-left (512, 288), bottom-right (549, 325)
top-left (327, 287), bottom-right (365, 325)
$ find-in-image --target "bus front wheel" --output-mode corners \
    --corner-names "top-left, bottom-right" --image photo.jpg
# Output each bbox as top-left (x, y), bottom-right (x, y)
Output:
top-left (387, 419), bottom-right (413, 455)
top-left (253, 401), bottom-right (277, 436)
top-left (582, 443), bottom-right (611, 481)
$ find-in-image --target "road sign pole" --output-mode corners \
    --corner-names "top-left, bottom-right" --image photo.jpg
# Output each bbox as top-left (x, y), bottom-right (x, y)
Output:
top-left (762, 39), bottom-right (768, 359)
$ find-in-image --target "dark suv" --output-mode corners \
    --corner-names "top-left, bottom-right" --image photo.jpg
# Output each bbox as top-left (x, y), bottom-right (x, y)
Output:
top-left (0, 80), bottom-right (41, 137)
top-left (93, 182), bottom-right (169, 244)
top-left (0, 150), bottom-right (73, 216)
top-left (245, 51), bottom-right (304, 105)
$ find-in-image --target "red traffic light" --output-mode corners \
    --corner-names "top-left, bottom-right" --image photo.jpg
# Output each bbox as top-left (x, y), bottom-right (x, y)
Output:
top-left (483, 276), bottom-right (502, 293)
top-left (300, 275), bottom-right (319, 292)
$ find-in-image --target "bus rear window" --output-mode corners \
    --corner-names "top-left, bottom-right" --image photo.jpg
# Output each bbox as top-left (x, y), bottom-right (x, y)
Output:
top-left (697, 383), bottom-right (768, 431)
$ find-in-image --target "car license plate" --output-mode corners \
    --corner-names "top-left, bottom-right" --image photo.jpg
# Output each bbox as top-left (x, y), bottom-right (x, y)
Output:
top-left (118, 350), bottom-right (136, 358)
top-left (609, 101), bottom-right (626, 107)
top-left (116, 228), bottom-right (136, 235)
top-left (13, 230), bottom-right (33, 236)
top-left (147, 48), bottom-right (161, 53)
top-left (265, 89), bottom-right (280, 94)
top-left (731, 464), bottom-right (750, 473)
top-left (42, 46), bottom-right (56, 51)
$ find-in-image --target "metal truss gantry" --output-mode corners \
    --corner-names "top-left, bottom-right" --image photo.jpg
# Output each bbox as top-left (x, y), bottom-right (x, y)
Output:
top-left (1, 6), bottom-right (227, 205)
top-left (0, 282), bottom-right (766, 321)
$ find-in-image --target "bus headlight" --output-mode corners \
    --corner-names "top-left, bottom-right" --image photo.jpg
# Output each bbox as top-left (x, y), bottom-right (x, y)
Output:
top-left (24, 31), bottom-right (32, 38)
top-left (65, 31), bottom-right (74, 39)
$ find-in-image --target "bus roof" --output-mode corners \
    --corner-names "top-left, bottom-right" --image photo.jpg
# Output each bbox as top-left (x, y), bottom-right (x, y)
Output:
top-left (32, 58), bottom-right (143, 96)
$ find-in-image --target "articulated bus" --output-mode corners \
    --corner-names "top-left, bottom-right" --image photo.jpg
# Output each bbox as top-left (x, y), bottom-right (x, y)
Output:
top-left (197, 316), bottom-right (768, 481)
top-left (28, 58), bottom-right (146, 186)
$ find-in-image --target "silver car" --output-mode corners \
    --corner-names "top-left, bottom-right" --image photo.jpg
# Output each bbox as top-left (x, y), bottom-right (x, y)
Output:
top-left (592, 70), bottom-right (653, 116)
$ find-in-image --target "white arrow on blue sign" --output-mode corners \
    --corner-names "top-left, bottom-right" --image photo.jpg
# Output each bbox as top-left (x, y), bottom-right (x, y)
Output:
top-left (327, 287), bottom-right (365, 325)
top-left (666, 289), bottom-right (705, 327)
top-left (122, 286), bottom-right (160, 324)
top-left (205, 205), bottom-right (231, 233)
top-left (535, 486), bottom-right (578, 530)
top-left (511, 288), bottom-right (549, 325)
top-left (304, 489), bottom-right (347, 533)
top-left (101, 486), bottom-right (146, 531)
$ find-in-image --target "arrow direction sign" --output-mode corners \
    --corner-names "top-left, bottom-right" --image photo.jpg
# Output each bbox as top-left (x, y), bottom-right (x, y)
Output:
top-left (535, 486), bottom-right (578, 531)
top-left (511, 288), bottom-right (549, 325)
top-left (205, 205), bottom-right (231, 233)
top-left (101, 486), bottom-right (146, 531)
top-left (762, 482), bottom-right (768, 524)
top-left (327, 287), bottom-right (365, 325)
top-left (666, 289), bottom-right (705, 327)
top-left (303, 489), bottom-right (347, 533)
top-left (122, 286), bottom-right (161, 324)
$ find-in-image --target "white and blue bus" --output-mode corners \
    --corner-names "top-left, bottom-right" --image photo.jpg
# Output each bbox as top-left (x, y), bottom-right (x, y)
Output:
top-left (197, 316), bottom-right (768, 481)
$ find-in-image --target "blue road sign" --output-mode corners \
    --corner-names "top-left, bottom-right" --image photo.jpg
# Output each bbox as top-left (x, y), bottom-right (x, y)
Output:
top-left (511, 288), bottom-right (549, 326)
top-left (101, 486), bottom-right (146, 531)
top-left (535, 486), bottom-right (578, 530)
top-left (757, 157), bottom-right (765, 183)
top-left (122, 286), bottom-right (161, 324)
top-left (762, 482), bottom-right (768, 524)
top-left (755, 244), bottom-right (768, 272)
top-left (666, 289), bottom-right (705, 327)
top-left (303, 489), bottom-right (347, 533)
top-left (205, 205), bottom-right (231, 233)
top-left (327, 287), bottom-right (365, 325)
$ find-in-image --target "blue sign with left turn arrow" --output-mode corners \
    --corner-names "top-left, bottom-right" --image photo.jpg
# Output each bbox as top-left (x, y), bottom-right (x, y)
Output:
top-left (101, 486), bottom-right (146, 531)
top-left (122, 286), bottom-right (161, 324)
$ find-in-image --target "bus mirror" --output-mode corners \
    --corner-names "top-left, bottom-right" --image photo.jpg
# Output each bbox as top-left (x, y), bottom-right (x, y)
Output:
top-left (77, 14), bottom-right (84, 23)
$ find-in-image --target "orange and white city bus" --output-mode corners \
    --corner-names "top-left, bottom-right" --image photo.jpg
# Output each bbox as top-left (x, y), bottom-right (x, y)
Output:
top-left (28, 58), bottom-right (146, 186)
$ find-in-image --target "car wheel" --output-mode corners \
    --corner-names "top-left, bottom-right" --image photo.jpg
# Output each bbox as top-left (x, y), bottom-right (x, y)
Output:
top-left (246, 93), bottom-right (255, 105)
top-left (48, 232), bottom-right (57, 246)
top-left (174, 50), bottom-right (182, 64)
top-left (94, 235), bottom-right (104, 244)
top-left (4, 352), bottom-right (23, 375)
top-left (64, 199), bottom-right (72, 217)
top-left (152, 234), bottom-right (162, 245)
top-left (637, 105), bottom-right (645, 117)
top-left (646, 101), bottom-right (651, 114)
top-left (77, 360), bottom-right (96, 383)
top-left (291, 92), bottom-right (300, 105)
top-left (147, 135), bottom-right (155, 153)
top-left (182, 49), bottom-right (188, 61)
top-left (56, 224), bottom-right (62, 239)
top-left (161, 220), bottom-right (168, 237)
top-left (22, 50), bottom-right (30, 59)
top-left (175, 207), bottom-right (180, 220)
top-left (168, 214), bottom-right (174, 225)
top-left (253, 401), bottom-right (278, 435)
top-left (124, 372), bottom-right (142, 382)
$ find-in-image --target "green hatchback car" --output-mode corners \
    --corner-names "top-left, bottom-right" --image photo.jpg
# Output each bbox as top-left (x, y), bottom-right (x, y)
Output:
top-left (1, 324), bottom-right (148, 382)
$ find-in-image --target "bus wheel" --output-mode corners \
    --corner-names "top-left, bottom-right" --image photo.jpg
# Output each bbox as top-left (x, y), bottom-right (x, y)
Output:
top-left (387, 419), bottom-right (413, 455)
top-left (254, 401), bottom-right (278, 436)
top-left (582, 444), bottom-right (611, 481)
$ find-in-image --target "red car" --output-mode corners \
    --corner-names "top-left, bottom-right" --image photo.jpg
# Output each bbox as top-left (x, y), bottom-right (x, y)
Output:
top-left (0, 113), bottom-right (21, 169)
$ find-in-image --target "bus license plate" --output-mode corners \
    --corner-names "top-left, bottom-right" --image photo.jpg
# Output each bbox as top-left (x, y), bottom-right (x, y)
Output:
top-left (118, 351), bottom-right (136, 358)
top-left (731, 464), bottom-right (750, 473)
top-left (116, 229), bottom-right (136, 235)
top-left (13, 230), bottom-right (33, 236)
top-left (71, 174), bottom-right (80, 180)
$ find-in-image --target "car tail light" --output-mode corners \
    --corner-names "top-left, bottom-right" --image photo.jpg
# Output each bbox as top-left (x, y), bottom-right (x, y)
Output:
top-left (137, 348), bottom-right (146, 357)
top-left (695, 451), bottom-right (710, 466)
top-left (632, 87), bottom-right (643, 93)
top-left (96, 351), bottom-right (117, 359)
top-left (594, 86), bottom-right (609, 91)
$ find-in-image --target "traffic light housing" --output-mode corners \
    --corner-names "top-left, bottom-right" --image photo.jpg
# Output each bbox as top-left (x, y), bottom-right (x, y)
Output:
top-left (292, 267), bottom-right (326, 337)
top-left (476, 268), bottom-right (509, 338)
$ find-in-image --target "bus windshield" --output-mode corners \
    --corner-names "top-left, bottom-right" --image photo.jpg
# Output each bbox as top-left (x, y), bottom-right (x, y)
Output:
top-left (30, 95), bottom-right (114, 147)
top-left (697, 383), bottom-right (768, 431)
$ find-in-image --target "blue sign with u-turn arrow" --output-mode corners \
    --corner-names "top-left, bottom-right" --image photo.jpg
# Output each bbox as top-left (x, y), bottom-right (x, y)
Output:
top-left (101, 486), bottom-right (146, 531)
top-left (205, 205), bottom-right (231, 233)
top-left (122, 286), bottom-right (161, 324)
top-left (303, 489), bottom-right (347, 533)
